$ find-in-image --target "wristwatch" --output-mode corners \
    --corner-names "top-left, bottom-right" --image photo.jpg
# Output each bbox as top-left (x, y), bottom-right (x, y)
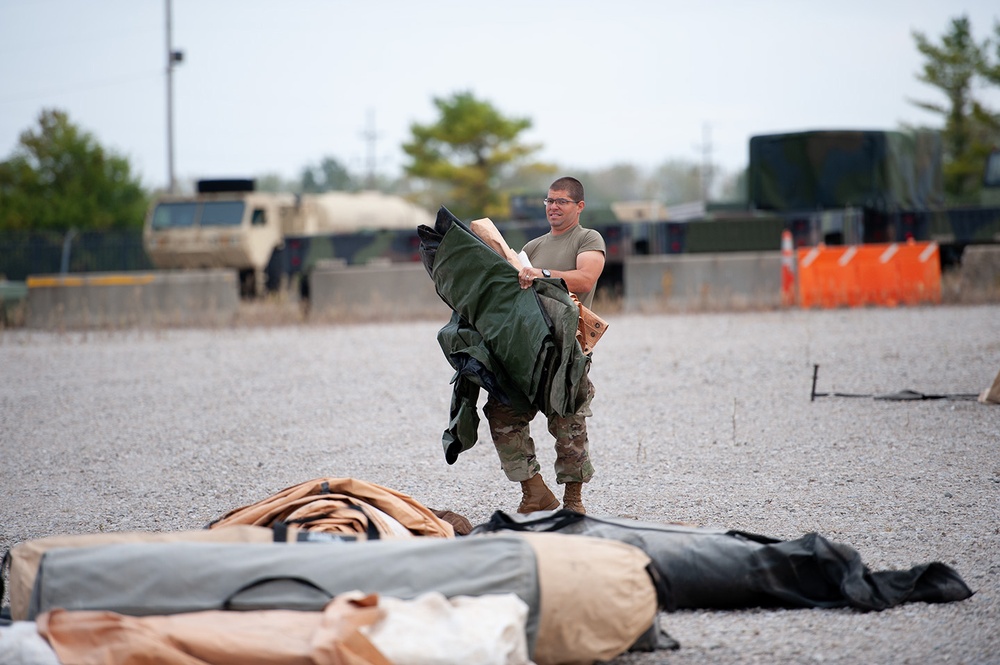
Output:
top-left (541, 269), bottom-right (551, 278)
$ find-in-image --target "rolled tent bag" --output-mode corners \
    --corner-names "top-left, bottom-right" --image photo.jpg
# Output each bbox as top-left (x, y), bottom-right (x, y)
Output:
top-left (29, 537), bottom-right (540, 651)
top-left (26, 532), bottom-right (666, 665)
top-left (472, 510), bottom-right (974, 611)
top-left (2, 525), bottom-right (276, 622)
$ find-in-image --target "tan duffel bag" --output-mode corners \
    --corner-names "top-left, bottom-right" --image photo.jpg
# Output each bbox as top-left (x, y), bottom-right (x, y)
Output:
top-left (517, 531), bottom-right (664, 665)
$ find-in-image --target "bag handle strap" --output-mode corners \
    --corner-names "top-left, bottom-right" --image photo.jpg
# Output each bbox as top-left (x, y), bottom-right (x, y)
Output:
top-left (481, 509), bottom-right (586, 532)
top-left (222, 576), bottom-right (332, 610)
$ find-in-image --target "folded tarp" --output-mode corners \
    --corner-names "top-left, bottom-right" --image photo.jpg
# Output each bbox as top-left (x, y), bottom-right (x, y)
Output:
top-left (32, 593), bottom-right (532, 665)
top-left (472, 510), bottom-right (974, 611)
top-left (206, 477), bottom-right (456, 539)
top-left (37, 595), bottom-right (394, 665)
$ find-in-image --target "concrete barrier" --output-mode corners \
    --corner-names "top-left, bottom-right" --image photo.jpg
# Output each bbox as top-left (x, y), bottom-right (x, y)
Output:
top-left (26, 270), bottom-right (239, 330)
top-left (309, 262), bottom-right (450, 322)
top-left (957, 245), bottom-right (1000, 303)
top-left (623, 252), bottom-right (783, 312)
top-left (1, 280), bottom-right (28, 328)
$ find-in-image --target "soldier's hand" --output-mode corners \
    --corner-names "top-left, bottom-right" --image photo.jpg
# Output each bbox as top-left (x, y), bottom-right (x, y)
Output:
top-left (518, 267), bottom-right (539, 289)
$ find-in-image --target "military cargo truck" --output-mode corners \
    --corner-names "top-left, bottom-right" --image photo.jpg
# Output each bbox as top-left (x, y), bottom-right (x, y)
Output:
top-left (143, 179), bottom-right (433, 296)
top-left (747, 129), bottom-right (946, 245)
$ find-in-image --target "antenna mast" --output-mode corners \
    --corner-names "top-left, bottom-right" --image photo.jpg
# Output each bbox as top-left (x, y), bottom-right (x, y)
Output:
top-left (165, 0), bottom-right (183, 193)
top-left (361, 109), bottom-right (381, 190)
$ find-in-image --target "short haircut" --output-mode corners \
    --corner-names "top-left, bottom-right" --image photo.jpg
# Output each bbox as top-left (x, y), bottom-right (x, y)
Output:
top-left (550, 176), bottom-right (584, 202)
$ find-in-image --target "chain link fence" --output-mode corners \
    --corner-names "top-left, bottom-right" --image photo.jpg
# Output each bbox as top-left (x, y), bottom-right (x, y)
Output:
top-left (0, 230), bottom-right (153, 282)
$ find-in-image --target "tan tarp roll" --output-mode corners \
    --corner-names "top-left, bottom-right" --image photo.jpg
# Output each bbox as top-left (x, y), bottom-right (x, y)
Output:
top-left (206, 477), bottom-right (455, 539)
top-left (36, 592), bottom-right (534, 665)
top-left (37, 593), bottom-right (392, 665)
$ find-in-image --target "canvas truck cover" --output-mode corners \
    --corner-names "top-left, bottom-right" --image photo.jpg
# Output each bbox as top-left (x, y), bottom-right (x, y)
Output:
top-left (748, 130), bottom-right (944, 212)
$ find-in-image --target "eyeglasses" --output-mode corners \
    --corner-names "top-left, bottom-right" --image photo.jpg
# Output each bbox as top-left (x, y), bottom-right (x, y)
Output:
top-left (543, 198), bottom-right (579, 206)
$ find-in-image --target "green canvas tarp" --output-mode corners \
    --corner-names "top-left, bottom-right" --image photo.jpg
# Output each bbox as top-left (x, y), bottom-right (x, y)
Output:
top-left (417, 207), bottom-right (590, 463)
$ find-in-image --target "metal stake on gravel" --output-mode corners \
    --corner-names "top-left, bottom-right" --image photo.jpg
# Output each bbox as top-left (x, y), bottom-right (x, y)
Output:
top-left (810, 364), bottom-right (979, 402)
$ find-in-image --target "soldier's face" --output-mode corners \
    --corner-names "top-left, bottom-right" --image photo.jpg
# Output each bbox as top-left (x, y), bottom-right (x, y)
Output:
top-left (545, 188), bottom-right (584, 234)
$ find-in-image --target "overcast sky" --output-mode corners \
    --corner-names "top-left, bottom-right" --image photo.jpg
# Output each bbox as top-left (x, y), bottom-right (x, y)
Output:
top-left (2, 0), bottom-right (998, 191)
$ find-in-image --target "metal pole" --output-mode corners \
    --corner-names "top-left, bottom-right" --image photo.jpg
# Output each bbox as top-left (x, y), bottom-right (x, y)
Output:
top-left (362, 108), bottom-right (379, 190)
top-left (166, 0), bottom-right (176, 193)
top-left (60, 229), bottom-right (77, 274)
top-left (701, 122), bottom-right (711, 202)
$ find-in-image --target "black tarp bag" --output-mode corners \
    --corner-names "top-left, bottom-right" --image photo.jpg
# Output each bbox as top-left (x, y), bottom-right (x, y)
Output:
top-left (471, 510), bottom-right (974, 611)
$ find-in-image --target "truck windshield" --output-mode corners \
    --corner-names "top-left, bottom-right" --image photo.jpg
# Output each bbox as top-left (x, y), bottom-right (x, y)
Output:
top-left (200, 201), bottom-right (245, 226)
top-left (151, 202), bottom-right (197, 229)
top-left (149, 201), bottom-right (246, 229)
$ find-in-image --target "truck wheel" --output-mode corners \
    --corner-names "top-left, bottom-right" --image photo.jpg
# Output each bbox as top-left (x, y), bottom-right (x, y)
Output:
top-left (239, 269), bottom-right (256, 298)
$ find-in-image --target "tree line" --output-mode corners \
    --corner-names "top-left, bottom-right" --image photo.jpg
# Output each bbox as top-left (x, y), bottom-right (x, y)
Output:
top-left (2, 14), bottom-right (998, 232)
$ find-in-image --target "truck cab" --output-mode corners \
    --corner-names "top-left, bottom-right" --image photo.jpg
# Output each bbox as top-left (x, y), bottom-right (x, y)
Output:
top-left (143, 179), bottom-right (291, 296)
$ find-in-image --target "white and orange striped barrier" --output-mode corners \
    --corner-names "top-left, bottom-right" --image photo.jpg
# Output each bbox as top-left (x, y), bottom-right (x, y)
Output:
top-left (780, 230), bottom-right (795, 306)
top-left (795, 240), bottom-right (941, 308)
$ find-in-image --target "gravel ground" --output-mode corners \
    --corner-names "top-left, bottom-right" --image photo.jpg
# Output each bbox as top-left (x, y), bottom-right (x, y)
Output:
top-left (1, 304), bottom-right (998, 664)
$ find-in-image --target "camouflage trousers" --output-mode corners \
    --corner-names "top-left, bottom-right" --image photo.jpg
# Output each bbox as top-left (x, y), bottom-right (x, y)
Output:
top-left (484, 376), bottom-right (596, 485)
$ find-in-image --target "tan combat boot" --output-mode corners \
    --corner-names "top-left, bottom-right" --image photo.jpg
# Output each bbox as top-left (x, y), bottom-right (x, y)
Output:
top-left (563, 482), bottom-right (586, 514)
top-left (518, 474), bottom-right (560, 513)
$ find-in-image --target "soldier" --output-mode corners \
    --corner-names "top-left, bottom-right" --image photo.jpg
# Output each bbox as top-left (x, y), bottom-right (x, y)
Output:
top-left (484, 176), bottom-right (606, 514)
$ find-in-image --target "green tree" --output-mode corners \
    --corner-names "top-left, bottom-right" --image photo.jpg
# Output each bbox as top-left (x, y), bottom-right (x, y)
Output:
top-left (254, 172), bottom-right (297, 193)
top-left (0, 109), bottom-right (148, 231)
top-left (402, 91), bottom-right (543, 219)
top-left (300, 156), bottom-right (357, 193)
top-left (977, 21), bottom-right (1000, 134)
top-left (649, 160), bottom-right (706, 205)
top-left (579, 164), bottom-right (646, 205)
top-left (911, 15), bottom-right (998, 203)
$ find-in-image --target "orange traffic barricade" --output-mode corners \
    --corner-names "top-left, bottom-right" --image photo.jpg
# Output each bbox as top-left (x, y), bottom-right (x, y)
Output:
top-left (796, 240), bottom-right (940, 309)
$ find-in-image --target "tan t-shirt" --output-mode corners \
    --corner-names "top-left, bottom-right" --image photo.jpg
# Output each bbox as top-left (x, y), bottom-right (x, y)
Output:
top-left (522, 224), bottom-right (606, 309)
